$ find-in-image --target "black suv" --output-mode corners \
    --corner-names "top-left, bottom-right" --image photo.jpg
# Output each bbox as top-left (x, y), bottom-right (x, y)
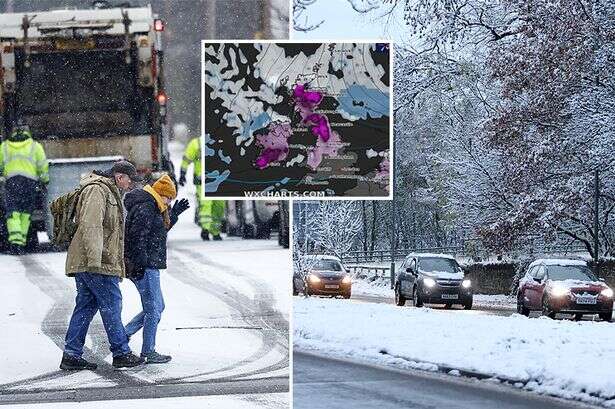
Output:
top-left (394, 253), bottom-right (473, 309)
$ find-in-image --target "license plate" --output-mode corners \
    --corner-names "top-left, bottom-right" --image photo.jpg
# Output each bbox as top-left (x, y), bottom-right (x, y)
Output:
top-left (442, 294), bottom-right (458, 300)
top-left (55, 38), bottom-right (96, 50)
top-left (576, 296), bottom-right (597, 305)
top-left (324, 284), bottom-right (339, 289)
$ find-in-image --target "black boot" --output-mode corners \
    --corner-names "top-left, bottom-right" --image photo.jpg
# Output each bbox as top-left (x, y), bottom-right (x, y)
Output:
top-left (201, 229), bottom-right (210, 241)
top-left (60, 353), bottom-right (97, 371)
top-left (213, 234), bottom-right (223, 241)
top-left (8, 244), bottom-right (24, 255)
top-left (112, 352), bottom-right (145, 368)
top-left (142, 351), bottom-right (172, 364)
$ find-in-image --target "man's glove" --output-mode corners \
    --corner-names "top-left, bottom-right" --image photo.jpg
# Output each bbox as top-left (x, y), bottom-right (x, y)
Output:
top-left (172, 198), bottom-right (190, 216)
top-left (178, 170), bottom-right (187, 186)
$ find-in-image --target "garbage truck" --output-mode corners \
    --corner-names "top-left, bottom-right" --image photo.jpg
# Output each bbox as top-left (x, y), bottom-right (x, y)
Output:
top-left (0, 3), bottom-right (172, 250)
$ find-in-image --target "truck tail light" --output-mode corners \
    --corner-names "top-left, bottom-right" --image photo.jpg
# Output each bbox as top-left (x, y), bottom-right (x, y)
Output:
top-left (157, 91), bottom-right (167, 105)
top-left (154, 19), bottom-right (164, 32)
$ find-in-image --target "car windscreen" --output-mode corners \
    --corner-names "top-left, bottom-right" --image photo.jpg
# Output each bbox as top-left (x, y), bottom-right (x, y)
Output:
top-left (547, 265), bottom-right (597, 281)
top-left (419, 257), bottom-right (459, 274)
top-left (312, 259), bottom-right (343, 271)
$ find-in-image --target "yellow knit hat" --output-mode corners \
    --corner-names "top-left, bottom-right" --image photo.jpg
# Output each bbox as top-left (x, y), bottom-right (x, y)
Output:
top-left (152, 174), bottom-right (177, 199)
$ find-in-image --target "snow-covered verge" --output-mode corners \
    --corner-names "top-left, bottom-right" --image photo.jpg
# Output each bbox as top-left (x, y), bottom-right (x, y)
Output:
top-left (2, 393), bottom-right (288, 409)
top-left (294, 297), bottom-right (615, 406)
top-left (351, 277), bottom-right (516, 309)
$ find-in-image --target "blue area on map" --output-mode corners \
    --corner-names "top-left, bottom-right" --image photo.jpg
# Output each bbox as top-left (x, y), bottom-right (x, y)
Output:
top-left (241, 112), bottom-right (271, 141)
top-left (204, 170), bottom-right (231, 193)
top-left (337, 85), bottom-right (389, 120)
top-left (204, 133), bottom-right (215, 157)
top-left (218, 150), bottom-right (231, 164)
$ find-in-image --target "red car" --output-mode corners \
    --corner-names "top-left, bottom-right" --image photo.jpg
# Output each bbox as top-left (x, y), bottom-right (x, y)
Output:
top-left (517, 259), bottom-right (613, 321)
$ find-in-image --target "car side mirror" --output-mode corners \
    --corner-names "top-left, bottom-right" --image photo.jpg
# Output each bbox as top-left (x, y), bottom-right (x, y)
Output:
top-left (599, 278), bottom-right (605, 283)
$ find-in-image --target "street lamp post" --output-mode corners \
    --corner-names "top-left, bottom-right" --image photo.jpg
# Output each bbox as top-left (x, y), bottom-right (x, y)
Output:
top-left (390, 110), bottom-right (398, 289)
top-left (594, 169), bottom-right (600, 276)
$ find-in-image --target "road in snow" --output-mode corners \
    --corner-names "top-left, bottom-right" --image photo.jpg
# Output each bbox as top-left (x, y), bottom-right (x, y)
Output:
top-left (294, 352), bottom-right (595, 409)
top-left (350, 278), bottom-right (611, 321)
top-left (0, 142), bottom-right (290, 406)
top-left (294, 297), bottom-right (615, 407)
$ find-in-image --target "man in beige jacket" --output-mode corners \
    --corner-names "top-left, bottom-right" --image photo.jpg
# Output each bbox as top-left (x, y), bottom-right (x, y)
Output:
top-left (61, 161), bottom-right (145, 370)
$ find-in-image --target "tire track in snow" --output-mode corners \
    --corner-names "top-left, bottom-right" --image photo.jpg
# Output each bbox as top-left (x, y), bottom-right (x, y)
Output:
top-left (164, 245), bottom-right (288, 383)
top-left (0, 255), bottom-right (149, 392)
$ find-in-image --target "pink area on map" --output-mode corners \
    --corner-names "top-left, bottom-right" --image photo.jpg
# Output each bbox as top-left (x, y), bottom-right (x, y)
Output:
top-left (254, 121), bottom-right (293, 169)
top-left (375, 156), bottom-right (390, 188)
top-left (293, 83), bottom-right (323, 107)
top-left (293, 84), bottom-right (333, 143)
top-left (307, 130), bottom-right (343, 170)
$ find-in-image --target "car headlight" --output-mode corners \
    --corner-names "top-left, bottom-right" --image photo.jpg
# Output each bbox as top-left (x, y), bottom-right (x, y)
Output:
top-left (342, 275), bottom-right (351, 284)
top-left (423, 277), bottom-right (436, 288)
top-left (601, 288), bottom-right (614, 298)
top-left (550, 284), bottom-right (569, 297)
top-left (462, 279), bottom-right (471, 288)
top-left (308, 274), bottom-right (321, 284)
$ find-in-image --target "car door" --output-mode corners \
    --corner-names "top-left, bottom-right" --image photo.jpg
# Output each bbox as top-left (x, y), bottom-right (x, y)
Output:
top-left (402, 258), bottom-right (417, 296)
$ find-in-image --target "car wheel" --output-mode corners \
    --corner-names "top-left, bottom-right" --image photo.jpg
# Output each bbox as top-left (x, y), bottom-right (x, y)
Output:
top-left (342, 291), bottom-right (351, 299)
top-left (444, 303), bottom-right (452, 309)
top-left (542, 296), bottom-right (556, 319)
top-left (573, 313), bottom-right (584, 321)
top-left (517, 295), bottom-right (530, 317)
top-left (412, 286), bottom-right (423, 308)
top-left (395, 284), bottom-right (406, 306)
top-left (463, 298), bottom-right (473, 310)
top-left (599, 311), bottom-right (612, 322)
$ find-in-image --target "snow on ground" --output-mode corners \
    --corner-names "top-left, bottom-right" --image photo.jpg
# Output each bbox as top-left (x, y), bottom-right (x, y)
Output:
top-left (351, 276), bottom-right (516, 308)
top-left (294, 297), bottom-right (615, 406)
top-left (0, 141), bottom-right (290, 396)
top-left (0, 256), bottom-right (61, 384)
top-left (2, 393), bottom-right (288, 409)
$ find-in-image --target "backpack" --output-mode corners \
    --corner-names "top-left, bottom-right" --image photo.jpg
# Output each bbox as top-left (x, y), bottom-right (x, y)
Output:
top-left (49, 182), bottom-right (105, 246)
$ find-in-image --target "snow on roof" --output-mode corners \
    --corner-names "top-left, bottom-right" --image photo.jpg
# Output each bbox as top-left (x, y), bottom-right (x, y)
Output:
top-left (528, 258), bottom-right (587, 269)
top-left (304, 254), bottom-right (341, 261)
top-left (405, 253), bottom-right (457, 260)
top-left (0, 6), bottom-right (153, 38)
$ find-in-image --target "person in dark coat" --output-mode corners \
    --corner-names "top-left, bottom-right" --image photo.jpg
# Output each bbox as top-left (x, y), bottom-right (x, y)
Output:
top-left (123, 174), bottom-right (189, 364)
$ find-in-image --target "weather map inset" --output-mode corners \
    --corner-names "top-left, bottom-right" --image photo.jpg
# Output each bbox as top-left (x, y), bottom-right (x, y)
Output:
top-left (203, 42), bottom-right (391, 198)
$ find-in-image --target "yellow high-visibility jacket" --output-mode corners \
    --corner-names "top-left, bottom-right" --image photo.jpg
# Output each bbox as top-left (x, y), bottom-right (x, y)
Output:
top-left (0, 138), bottom-right (49, 183)
top-left (181, 137), bottom-right (201, 185)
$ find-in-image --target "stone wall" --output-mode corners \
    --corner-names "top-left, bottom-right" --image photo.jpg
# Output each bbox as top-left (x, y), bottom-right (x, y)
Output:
top-left (462, 259), bottom-right (615, 295)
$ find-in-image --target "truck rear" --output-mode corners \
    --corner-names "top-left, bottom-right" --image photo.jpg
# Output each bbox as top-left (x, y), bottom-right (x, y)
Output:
top-left (0, 4), bottom-right (171, 249)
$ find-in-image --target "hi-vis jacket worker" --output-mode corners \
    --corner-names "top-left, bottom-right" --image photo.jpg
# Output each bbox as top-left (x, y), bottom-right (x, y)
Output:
top-left (178, 137), bottom-right (225, 241)
top-left (0, 123), bottom-right (49, 253)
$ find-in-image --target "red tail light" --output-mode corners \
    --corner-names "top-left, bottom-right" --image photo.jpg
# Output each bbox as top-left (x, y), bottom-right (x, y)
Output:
top-left (154, 19), bottom-right (164, 32)
top-left (157, 91), bottom-right (167, 105)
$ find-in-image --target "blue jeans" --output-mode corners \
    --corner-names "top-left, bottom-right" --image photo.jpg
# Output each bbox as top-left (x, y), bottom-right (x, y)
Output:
top-left (64, 272), bottom-right (131, 358)
top-left (124, 269), bottom-right (165, 355)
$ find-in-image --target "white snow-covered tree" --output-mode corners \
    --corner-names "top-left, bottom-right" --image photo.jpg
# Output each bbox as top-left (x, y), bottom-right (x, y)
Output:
top-left (306, 201), bottom-right (363, 260)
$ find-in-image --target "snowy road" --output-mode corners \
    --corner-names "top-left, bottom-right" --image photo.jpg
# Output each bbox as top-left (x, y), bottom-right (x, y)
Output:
top-left (0, 211), bottom-right (290, 405)
top-left (294, 297), bottom-right (615, 406)
top-left (350, 294), bottom-right (515, 317)
top-left (293, 352), bottom-right (594, 409)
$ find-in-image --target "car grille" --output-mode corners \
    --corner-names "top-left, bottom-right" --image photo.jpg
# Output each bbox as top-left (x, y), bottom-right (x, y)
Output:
top-left (436, 279), bottom-right (462, 287)
top-left (571, 290), bottom-right (599, 296)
